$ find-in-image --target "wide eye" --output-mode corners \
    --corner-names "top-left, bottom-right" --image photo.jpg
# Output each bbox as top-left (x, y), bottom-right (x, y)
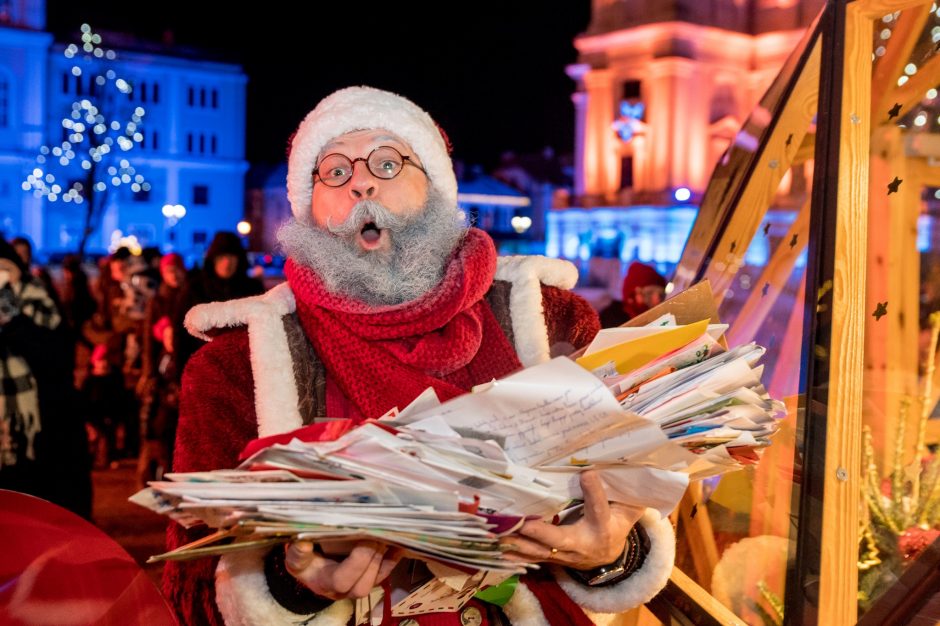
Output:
top-left (369, 147), bottom-right (403, 178)
top-left (317, 154), bottom-right (353, 184)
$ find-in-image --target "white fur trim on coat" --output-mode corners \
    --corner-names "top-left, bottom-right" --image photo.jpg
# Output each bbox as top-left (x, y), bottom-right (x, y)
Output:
top-left (216, 550), bottom-right (353, 626)
top-left (494, 255), bottom-right (579, 367)
top-left (553, 509), bottom-right (675, 614)
top-left (184, 256), bottom-right (579, 436)
top-left (502, 581), bottom-right (550, 626)
top-left (184, 283), bottom-right (303, 438)
top-left (287, 86), bottom-right (458, 222)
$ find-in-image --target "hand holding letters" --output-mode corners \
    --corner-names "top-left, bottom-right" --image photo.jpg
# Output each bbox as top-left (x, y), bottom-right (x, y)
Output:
top-left (135, 292), bottom-right (784, 613)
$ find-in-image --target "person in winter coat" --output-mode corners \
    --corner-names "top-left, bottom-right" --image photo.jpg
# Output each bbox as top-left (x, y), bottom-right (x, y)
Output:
top-left (0, 238), bottom-right (91, 518)
top-left (172, 231), bottom-right (264, 378)
top-left (166, 87), bottom-right (674, 626)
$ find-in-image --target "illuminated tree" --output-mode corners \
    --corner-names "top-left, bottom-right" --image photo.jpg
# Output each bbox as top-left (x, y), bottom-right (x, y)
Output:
top-left (22, 24), bottom-right (150, 256)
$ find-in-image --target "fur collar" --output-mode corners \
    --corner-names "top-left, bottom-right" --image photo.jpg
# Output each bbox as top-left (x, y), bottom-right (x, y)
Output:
top-left (184, 255), bottom-right (577, 438)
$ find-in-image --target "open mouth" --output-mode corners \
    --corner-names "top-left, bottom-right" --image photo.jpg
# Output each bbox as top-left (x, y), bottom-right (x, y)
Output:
top-left (357, 221), bottom-right (385, 249)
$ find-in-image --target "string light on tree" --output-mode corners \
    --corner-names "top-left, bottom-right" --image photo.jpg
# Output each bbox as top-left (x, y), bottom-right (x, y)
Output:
top-left (22, 24), bottom-right (150, 255)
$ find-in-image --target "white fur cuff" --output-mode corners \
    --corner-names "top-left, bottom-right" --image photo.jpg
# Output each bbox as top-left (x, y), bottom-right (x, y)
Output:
top-left (502, 581), bottom-right (550, 626)
top-left (216, 549), bottom-right (353, 626)
top-left (553, 509), bottom-right (675, 614)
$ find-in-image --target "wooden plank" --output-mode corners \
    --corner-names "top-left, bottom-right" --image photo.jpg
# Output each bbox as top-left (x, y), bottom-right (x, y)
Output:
top-left (909, 158), bottom-right (940, 187)
top-left (768, 272), bottom-right (809, 399)
top-left (871, 4), bottom-right (931, 123)
top-left (792, 133), bottom-right (817, 165)
top-left (887, 53), bottom-right (940, 122)
top-left (676, 482), bottom-right (719, 590)
top-left (864, 126), bottom-right (922, 468)
top-left (857, 0), bottom-right (940, 15)
top-left (725, 196), bottom-right (810, 348)
top-left (663, 567), bottom-right (749, 626)
top-left (816, 4), bottom-right (872, 624)
top-left (701, 40), bottom-right (821, 302)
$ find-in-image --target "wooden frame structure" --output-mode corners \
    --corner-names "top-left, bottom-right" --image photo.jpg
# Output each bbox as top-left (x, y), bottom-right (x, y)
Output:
top-left (642, 1), bottom-right (940, 623)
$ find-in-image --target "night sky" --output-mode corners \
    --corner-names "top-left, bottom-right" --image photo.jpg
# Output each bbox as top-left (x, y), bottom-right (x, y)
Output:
top-left (45, 1), bottom-right (592, 169)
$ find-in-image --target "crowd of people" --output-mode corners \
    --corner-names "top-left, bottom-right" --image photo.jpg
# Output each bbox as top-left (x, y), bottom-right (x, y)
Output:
top-left (0, 231), bottom-right (263, 520)
top-left (0, 87), bottom-right (677, 626)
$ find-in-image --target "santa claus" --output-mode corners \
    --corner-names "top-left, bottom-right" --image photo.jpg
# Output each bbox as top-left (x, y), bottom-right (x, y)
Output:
top-left (165, 86), bottom-right (674, 626)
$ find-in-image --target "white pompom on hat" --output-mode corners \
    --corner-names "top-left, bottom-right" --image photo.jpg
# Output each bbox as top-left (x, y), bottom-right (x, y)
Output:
top-left (286, 86), bottom-right (457, 222)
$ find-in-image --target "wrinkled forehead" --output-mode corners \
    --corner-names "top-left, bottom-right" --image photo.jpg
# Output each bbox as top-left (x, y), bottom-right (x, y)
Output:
top-left (318, 128), bottom-right (415, 159)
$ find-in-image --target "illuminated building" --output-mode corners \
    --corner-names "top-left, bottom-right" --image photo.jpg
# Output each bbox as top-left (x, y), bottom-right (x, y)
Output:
top-left (0, 0), bottom-right (247, 259)
top-left (552, 0), bottom-right (824, 298)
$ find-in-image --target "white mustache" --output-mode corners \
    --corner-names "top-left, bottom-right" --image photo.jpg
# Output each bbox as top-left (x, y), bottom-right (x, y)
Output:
top-left (325, 201), bottom-right (408, 237)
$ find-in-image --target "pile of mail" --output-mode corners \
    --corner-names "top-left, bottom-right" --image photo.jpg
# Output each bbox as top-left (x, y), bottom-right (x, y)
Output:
top-left (135, 312), bottom-right (784, 569)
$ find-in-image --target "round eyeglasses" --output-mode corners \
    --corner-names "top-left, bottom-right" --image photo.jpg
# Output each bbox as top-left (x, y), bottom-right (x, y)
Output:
top-left (312, 146), bottom-right (427, 187)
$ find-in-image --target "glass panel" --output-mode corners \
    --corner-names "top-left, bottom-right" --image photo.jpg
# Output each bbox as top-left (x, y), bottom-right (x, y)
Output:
top-left (673, 10), bottom-right (822, 290)
top-left (669, 25), bottom-right (822, 626)
top-left (856, 1), bottom-right (940, 619)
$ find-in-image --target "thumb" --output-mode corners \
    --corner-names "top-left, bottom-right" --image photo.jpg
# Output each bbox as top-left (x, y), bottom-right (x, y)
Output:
top-left (285, 540), bottom-right (317, 573)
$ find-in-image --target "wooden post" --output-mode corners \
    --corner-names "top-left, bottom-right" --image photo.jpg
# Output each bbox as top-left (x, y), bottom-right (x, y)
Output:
top-left (864, 124), bottom-right (922, 469)
top-left (814, 2), bottom-right (873, 623)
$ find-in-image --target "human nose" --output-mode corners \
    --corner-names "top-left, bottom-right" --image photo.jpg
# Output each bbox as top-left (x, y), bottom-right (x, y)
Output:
top-left (347, 160), bottom-right (376, 200)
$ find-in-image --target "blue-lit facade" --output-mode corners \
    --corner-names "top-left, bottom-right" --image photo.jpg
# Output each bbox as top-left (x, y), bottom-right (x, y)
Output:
top-left (0, 1), bottom-right (248, 260)
top-left (557, 0), bottom-right (821, 297)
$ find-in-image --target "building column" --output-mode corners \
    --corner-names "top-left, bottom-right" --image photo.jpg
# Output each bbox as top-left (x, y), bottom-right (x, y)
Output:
top-left (644, 57), bottom-right (703, 193)
top-left (581, 68), bottom-right (615, 201)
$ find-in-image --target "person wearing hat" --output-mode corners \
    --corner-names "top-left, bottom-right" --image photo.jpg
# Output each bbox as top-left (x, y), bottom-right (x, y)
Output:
top-left (172, 231), bottom-right (264, 377)
top-left (166, 87), bottom-right (674, 626)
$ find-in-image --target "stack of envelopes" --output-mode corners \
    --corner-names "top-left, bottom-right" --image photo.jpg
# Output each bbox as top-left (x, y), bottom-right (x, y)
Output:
top-left (135, 315), bottom-right (784, 569)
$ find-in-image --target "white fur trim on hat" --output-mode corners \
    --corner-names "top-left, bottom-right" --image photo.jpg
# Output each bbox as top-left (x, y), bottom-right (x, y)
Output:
top-left (287, 86), bottom-right (457, 222)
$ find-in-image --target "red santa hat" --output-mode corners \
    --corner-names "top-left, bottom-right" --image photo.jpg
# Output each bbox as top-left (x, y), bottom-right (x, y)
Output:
top-left (286, 86), bottom-right (458, 222)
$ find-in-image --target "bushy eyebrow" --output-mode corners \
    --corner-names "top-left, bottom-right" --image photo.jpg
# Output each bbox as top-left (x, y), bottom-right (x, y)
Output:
top-left (320, 133), bottom-right (407, 156)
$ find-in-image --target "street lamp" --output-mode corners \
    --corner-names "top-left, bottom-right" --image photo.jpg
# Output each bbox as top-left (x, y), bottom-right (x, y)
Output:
top-left (161, 203), bottom-right (186, 224)
top-left (162, 204), bottom-right (186, 246)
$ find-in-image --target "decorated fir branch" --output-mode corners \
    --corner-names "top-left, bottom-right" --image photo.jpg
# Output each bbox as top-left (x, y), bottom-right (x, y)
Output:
top-left (857, 311), bottom-right (940, 607)
top-left (754, 580), bottom-right (784, 626)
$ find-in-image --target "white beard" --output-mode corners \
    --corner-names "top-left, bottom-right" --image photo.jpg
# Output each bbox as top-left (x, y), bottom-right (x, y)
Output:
top-left (277, 188), bottom-right (468, 306)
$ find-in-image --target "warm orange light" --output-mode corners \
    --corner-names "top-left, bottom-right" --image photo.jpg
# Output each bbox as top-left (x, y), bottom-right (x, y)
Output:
top-left (237, 221), bottom-right (252, 235)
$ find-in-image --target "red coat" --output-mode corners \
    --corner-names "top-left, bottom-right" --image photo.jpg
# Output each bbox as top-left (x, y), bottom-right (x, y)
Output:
top-left (164, 256), bottom-right (674, 626)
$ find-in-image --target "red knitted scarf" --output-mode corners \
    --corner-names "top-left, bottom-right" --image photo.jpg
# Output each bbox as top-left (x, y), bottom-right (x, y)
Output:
top-left (285, 228), bottom-right (523, 422)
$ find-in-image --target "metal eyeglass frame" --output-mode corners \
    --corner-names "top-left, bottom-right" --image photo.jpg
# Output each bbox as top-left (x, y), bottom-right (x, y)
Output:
top-left (312, 146), bottom-right (427, 187)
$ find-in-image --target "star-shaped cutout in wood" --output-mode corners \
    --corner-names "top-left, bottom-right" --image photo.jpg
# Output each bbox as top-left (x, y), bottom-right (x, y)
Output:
top-left (730, 241), bottom-right (737, 253)
top-left (785, 133), bottom-right (793, 147)
top-left (888, 103), bottom-right (902, 120)
top-left (763, 223), bottom-right (771, 236)
top-left (873, 301), bottom-right (888, 321)
top-left (690, 503), bottom-right (698, 519)
top-left (789, 234), bottom-right (798, 248)
top-left (762, 282), bottom-right (770, 297)
top-left (887, 177), bottom-right (902, 194)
